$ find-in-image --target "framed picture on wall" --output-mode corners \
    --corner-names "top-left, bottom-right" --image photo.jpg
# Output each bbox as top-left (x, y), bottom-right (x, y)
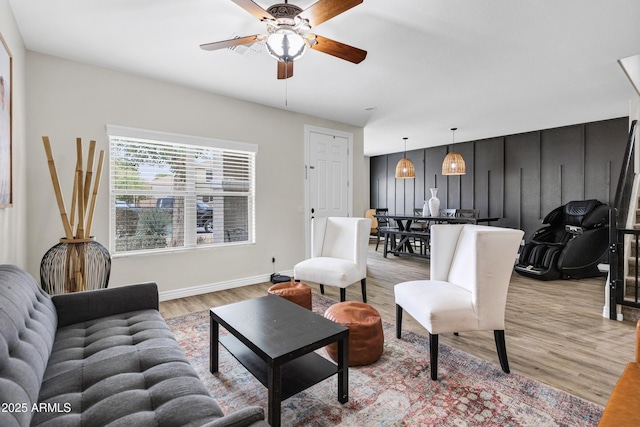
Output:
top-left (0, 32), bottom-right (12, 208)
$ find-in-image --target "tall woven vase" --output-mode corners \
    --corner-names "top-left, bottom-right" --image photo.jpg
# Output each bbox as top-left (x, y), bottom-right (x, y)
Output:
top-left (40, 238), bottom-right (111, 295)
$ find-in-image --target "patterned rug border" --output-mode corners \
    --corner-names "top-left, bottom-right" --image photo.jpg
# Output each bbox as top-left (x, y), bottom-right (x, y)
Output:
top-left (166, 295), bottom-right (603, 426)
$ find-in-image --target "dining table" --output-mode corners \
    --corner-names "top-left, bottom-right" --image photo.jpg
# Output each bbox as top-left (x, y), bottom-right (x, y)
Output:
top-left (373, 213), bottom-right (500, 258)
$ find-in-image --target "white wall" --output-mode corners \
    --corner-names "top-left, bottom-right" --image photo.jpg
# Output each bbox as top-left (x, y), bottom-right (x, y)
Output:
top-left (25, 52), bottom-right (365, 297)
top-left (0, 0), bottom-right (27, 266)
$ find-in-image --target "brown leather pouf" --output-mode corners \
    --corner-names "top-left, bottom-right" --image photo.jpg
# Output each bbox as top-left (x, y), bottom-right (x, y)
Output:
top-left (324, 301), bottom-right (384, 366)
top-left (267, 281), bottom-right (312, 310)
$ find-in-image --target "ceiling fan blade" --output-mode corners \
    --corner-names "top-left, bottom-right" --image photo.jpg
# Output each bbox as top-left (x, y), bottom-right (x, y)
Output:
top-left (298, 0), bottom-right (363, 28)
top-left (277, 61), bottom-right (294, 79)
top-left (230, 0), bottom-right (275, 21)
top-left (200, 35), bottom-right (261, 51)
top-left (309, 35), bottom-right (367, 64)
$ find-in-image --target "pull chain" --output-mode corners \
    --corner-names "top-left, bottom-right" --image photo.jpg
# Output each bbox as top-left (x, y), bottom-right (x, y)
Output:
top-left (285, 59), bottom-right (289, 107)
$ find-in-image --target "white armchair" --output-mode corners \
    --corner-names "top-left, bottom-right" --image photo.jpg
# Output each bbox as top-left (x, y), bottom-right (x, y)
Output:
top-left (395, 224), bottom-right (524, 380)
top-left (294, 217), bottom-right (372, 302)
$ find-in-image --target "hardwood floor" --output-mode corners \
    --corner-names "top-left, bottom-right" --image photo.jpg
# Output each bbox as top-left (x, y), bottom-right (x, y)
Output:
top-left (159, 243), bottom-right (637, 407)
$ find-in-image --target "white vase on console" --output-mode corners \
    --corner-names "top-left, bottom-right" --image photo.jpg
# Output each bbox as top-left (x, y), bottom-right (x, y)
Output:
top-left (422, 200), bottom-right (429, 216)
top-left (428, 188), bottom-right (440, 217)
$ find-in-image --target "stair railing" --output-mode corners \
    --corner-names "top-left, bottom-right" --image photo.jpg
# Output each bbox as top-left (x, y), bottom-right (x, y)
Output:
top-left (613, 120), bottom-right (637, 224)
top-left (609, 120), bottom-right (638, 320)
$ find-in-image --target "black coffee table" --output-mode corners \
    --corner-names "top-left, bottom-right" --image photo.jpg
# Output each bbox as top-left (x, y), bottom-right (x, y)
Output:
top-left (209, 295), bottom-right (349, 427)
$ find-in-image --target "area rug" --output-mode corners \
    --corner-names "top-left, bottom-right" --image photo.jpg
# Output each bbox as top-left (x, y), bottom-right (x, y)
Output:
top-left (166, 295), bottom-right (603, 426)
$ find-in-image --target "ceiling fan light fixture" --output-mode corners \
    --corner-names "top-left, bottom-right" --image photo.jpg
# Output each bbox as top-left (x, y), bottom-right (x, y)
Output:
top-left (265, 13), bottom-right (311, 63)
top-left (266, 29), bottom-right (308, 62)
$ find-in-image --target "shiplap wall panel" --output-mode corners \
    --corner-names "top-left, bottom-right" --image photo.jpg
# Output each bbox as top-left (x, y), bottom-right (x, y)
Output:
top-left (370, 117), bottom-right (629, 238)
top-left (584, 120), bottom-right (630, 205)
top-left (504, 131), bottom-right (542, 239)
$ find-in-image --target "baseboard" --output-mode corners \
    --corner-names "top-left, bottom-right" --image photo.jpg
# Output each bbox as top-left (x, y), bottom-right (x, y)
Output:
top-left (158, 269), bottom-right (294, 302)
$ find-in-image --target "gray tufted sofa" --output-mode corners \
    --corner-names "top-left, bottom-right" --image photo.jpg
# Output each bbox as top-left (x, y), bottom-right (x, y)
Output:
top-left (0, 264), bottom-right (267, 427)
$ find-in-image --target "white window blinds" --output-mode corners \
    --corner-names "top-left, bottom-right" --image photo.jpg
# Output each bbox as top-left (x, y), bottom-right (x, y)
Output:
top-left (107, 125), bottom-right (256, 255)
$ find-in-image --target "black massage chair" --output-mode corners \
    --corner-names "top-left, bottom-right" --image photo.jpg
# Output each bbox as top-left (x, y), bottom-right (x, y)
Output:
top-left (514, 199), bottom-right (609, 280)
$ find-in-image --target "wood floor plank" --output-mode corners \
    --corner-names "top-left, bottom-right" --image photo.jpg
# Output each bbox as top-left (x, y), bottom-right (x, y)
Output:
top-left (159, 243), bottom-right (636, 406)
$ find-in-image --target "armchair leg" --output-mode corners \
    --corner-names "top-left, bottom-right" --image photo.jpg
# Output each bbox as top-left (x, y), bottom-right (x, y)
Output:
top-left (360, 278), bottom-right (367, 303)
top-left (339, 288), bottom-right (346, 302)
top-left (319, 284), bottom-right (325, 295)
top-left (429, 333), bottom-right (439, 381)
top-left (494, 330), bottom-right (510, 374)
top-left (396, 304), bottom-right (402, 339)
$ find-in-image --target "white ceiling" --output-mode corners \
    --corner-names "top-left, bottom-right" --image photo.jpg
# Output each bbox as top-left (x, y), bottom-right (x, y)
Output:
top-left (8, 0), bottom-right (640, 156)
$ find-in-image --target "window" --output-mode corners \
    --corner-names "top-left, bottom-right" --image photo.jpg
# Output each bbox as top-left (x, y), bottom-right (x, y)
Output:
top-left (107, 125), bottom-right (257, 255)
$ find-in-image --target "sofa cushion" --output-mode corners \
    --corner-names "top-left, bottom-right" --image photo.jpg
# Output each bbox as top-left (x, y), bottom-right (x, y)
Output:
top-left (0, 265), bottom-right (57, 427)
top-left (32, 309), bottom-right (228, 426)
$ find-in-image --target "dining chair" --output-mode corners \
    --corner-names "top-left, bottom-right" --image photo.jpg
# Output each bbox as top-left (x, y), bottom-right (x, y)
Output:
top-left (365, 209), bottom-right (379, 238)
top-left (395, 224), bottom-right (524, 380)
top-left (294, 216), bottom-right (371, 302)
top-left (411, 208), bottom-right (430, 255)
top-left (439, 208), bottom-right (457, 217)
top-left (374, 208), bottom-right (396, 252)
top-left (455, 209), bottom-right (480, 218)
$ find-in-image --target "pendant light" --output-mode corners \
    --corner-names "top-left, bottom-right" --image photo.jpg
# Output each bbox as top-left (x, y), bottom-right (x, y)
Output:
top-left (442, 127), bottom-right (466, 175)
top-left (395, 137), bottom-right (415, 179)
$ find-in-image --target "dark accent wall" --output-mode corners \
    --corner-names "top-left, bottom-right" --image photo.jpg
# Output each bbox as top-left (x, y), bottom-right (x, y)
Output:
top-left (370, 117), bottom-right (630, 239)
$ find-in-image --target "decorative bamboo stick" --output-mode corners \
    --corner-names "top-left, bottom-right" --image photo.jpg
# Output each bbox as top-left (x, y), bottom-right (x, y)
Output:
top-left (83, 140), bottom-right (96, 211)
top-left (69, 160), bottom-right (78, 234)
top-left (76, 242), bottom-right (86, 292)
top-left (85, 150), bottom-right (104, 239)
top-left (65, 243), bottom-right (73, 292)
top-left (42, 136), bottom-right (73, 240)
top-left (75, 138), bottom-right (85, 240)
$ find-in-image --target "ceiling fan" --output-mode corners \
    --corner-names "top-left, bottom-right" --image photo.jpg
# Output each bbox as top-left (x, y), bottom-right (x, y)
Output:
top-left (200, 0), bottom-right (367, 79)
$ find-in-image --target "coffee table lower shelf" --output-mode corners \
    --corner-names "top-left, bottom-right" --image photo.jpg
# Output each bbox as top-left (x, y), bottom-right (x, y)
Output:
top-left (219, 334), bottom-right (338, 400)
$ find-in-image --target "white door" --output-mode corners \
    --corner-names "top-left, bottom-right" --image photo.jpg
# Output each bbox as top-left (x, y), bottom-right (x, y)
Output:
top-left (309, 132), bottom-right (349, 219)
top-left (305, 126), bottom-right (352, 255)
